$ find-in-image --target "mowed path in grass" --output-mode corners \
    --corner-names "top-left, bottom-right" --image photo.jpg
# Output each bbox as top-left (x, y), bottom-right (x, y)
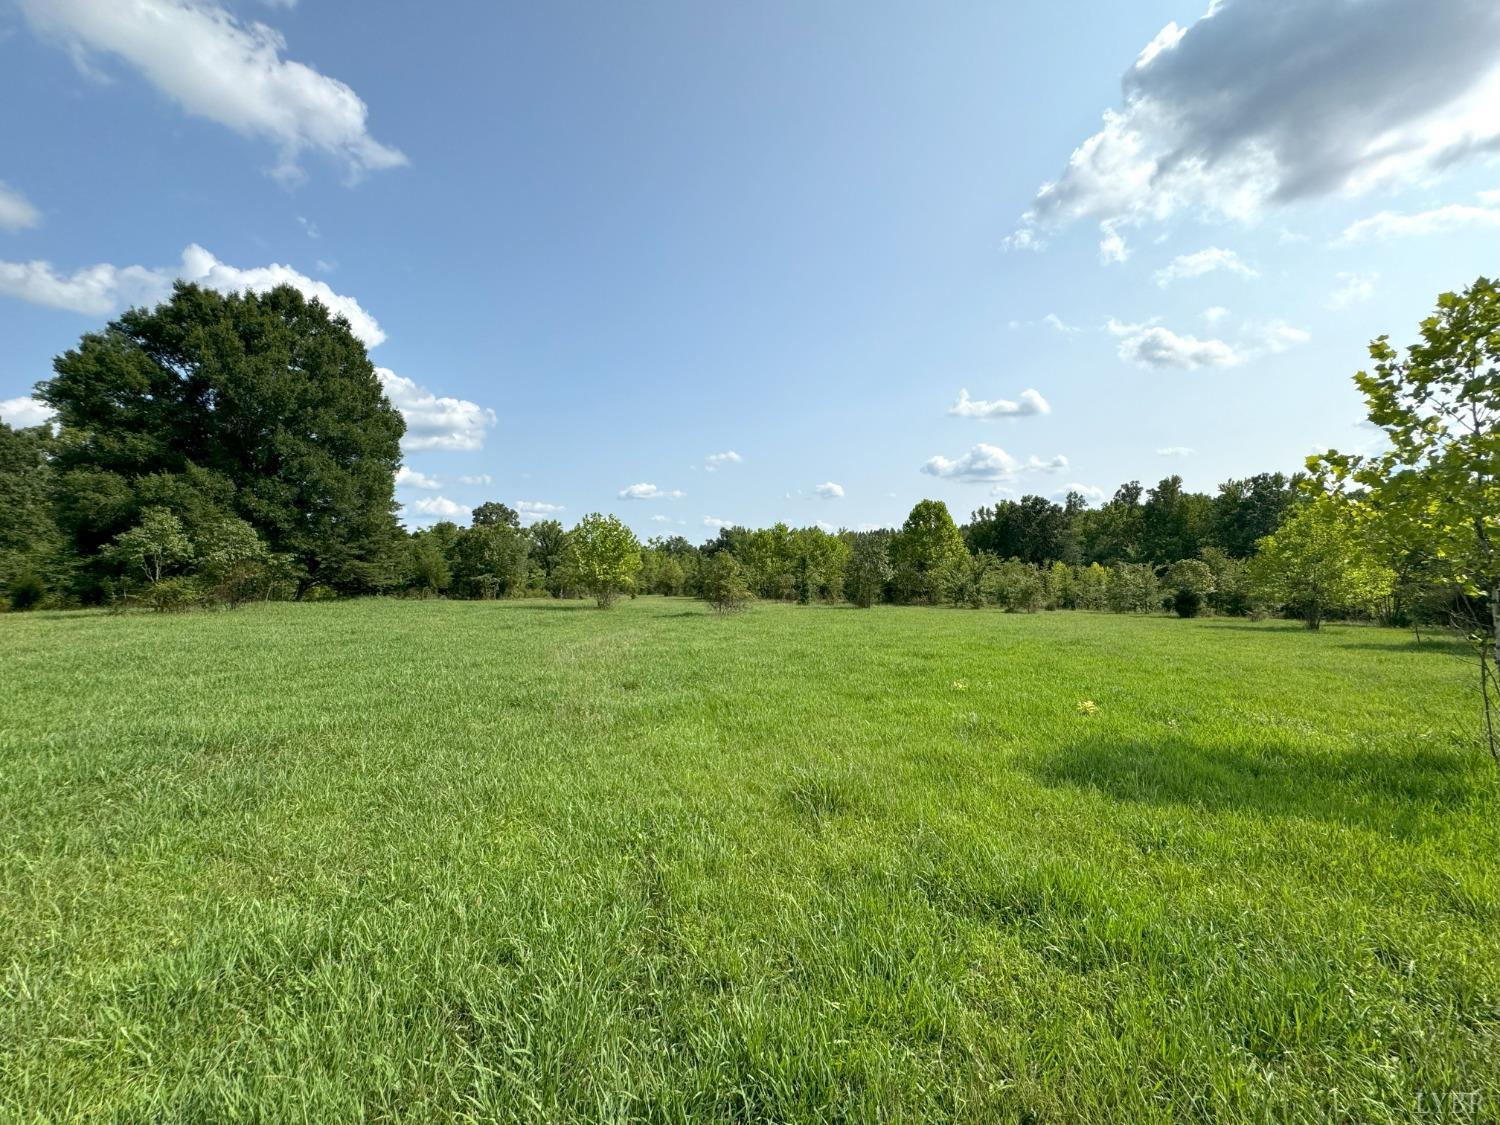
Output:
top-left (1, 599), bottom-right (1496, 1122)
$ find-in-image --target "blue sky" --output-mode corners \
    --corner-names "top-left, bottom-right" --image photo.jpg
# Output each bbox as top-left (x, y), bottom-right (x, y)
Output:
top-left (2, 0), bottom-right (1498, 536)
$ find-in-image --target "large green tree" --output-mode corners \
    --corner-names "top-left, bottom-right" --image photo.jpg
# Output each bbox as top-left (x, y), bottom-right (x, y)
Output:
top-left (38, 283), bottom-right (405, 596)
top-left (0, 421), bottom-right (63, 603)
top-left (892, 500), bottom-right (967, 603)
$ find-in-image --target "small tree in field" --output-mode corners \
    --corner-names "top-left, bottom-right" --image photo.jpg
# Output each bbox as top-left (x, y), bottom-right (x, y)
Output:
top-left (112, 507), bottom-right (192, 586)
top-left (701, 550), bottom-right (752, 614)
top-left (568, 513), bottom-right (641, 608)
top-left (195, 516), bottom-right (271, 607)
top-left (1247, 496), bottom-right (1391, 629)
top-left (845, 534), bottom-right (892, 608)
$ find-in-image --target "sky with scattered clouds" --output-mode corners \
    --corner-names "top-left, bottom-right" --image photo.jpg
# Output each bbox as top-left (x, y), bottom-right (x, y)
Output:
top-left (1, 0), bottom-right (1497, 532)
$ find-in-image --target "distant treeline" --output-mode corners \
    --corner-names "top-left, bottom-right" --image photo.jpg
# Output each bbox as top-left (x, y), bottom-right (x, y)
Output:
top-left (0, 280), bottom-right (1475, 633)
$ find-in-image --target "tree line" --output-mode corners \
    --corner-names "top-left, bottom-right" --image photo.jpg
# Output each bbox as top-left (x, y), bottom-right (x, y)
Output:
top-left (0, 279), bottom-right (1493, 661)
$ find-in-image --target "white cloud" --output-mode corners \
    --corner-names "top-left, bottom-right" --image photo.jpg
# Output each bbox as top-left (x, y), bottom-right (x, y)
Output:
top-left (1041, 313), bottom-right (1079, 334)
top-left (948, 387), bottom-right (1050, 420)
top-left (812, 481), bottom-right (844, 499)
top-left (407, 495), bottom-right (470, 521)
top-left (1010, 0), bottom-right (1500, 246)
top-left (1108, 319), bottom-right (1244, 369)
top-left (703, 516), bottom-right (733, 530)
top-left (458, 473), bottom-right (492, 487)
top-left (1024, 454), bottom-right (1069, 474)
top-left (0, 258), bottom-right (164, 316)
top-left (0, 396), bottom-right (53, 428)
top-left (650, 514), bottom-right (673, 523)
top-left (921, 445), bottom-right (1070, 484)
top-left (515, 500), bottom-right (564, 523)
top-left (0, 243), bottom-right (386, 345)
top-left (18, 0), bottom-right (405, 183)
top-left (1154, 247), bottom-right (1258, 287)
top-left (180, 244), bottom-right (385, 344)
top-left (1108, 316), bottom-right (1307, 369)
top-left (1202, 306), bottom-right (1228, 323)
top-left (1258, 319), bottom-right (1311, 354)
top-left (1098, 220), bottom-right (1129, 264)
top-left (0, 182), bottom-right (41, 232)
top-left (377, 368), bottom-right (496, 452)
top-left (1336, 203), bottom-right (1500, 244)
top-left (619, 483), bottom-right (684, 500)
top-left (395, 465), bottom-right (441, 490)
top-left (1156, 446), bottom-right (1194, 457)
top-left (704, 450), bottom-right (741, 472)
top-left (923, 443), bottom-right (1017, 481)
top-left (1055, 483), bottom-right (1108, 505)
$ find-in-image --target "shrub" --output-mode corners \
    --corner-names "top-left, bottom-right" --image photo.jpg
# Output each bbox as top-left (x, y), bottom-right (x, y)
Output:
top-left (701, 552), bottom-right (753, 614)
top-left (1172, 587), bottom-right (1204, 618)
top-left (8, 573), bottom-right (45, 611)
top-left (144, 576), bottom-right (199, 613)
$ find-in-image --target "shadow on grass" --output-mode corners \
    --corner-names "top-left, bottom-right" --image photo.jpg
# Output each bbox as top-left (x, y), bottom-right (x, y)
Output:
top-left (1025, 734), bottom-right (1481, 834)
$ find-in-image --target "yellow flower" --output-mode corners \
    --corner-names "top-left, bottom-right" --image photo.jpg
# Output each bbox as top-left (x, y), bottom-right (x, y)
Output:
top-left (951, 679), bottom-right (968, 691)
top-left (1076, 700), bottom-right (1098, 716)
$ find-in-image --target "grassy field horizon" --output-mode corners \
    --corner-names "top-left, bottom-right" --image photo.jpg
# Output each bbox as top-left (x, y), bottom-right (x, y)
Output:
top-left (3, 598), bottom-right (1497, 1121)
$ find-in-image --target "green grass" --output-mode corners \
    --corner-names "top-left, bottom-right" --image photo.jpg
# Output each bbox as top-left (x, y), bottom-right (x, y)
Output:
top-left (2, 598), bottom-right (1497, 1122)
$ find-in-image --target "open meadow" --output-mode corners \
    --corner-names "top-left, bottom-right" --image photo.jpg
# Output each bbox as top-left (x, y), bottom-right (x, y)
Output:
top-left (1, 598), bottom-right (1496, 1121)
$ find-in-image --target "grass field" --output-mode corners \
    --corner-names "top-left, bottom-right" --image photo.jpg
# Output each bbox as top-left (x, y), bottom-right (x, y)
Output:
top-left (2, 598), bottom-right (1497, 1122)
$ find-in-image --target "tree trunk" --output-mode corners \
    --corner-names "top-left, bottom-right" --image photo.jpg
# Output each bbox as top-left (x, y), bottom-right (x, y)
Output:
top-left (1491, 582), bottom-right (1498, 673)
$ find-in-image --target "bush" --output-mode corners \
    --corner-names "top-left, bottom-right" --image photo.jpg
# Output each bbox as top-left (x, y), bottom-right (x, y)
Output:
top-left (1172, 588), bottom-right (1203, 618)
top-left (701, 552), bottom-right (753, 614)
top-left (8, 573), bottom-right (45, 611)
top-left (144, 576), bottom-right (200, 613)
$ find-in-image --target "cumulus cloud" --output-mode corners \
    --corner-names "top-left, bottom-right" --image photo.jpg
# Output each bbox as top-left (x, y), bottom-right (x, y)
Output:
top-left (395, 465), bottom-right (441, 490)
top-left (704, 450), bottom-right (741, 472)
top-left (1107, 316), bottom-right (1307, 369)
top-left (1154, 247), bottom-right (1258, 287)
top-left (923, 443), bottom-right (1017, 482)
top-left (377, 368), bottom-right (496, 452)
top-left (407, 495), bottom-right (470, 522)
top-left (1055, 483), bottom-right (1108, 505)
top-left (458, 473), bottom-right (492, 486)
top-left (1108, 319), bottom-right (1244, 369)
top-left (0, 243), bottom-right (386, 345)
top-left (812, 481), bottom-right (844, 499)
top-left (18, 0), bottom-right (406, 183)
top-left (1156, 446), bottom-right (1194, 457)
top-left (921, 445), bottom-right (1069, 483)
top-left (619, 483), bottom-right (684, 500)
top-left (703, 516), bottom-right (733, 530)
top-left (1042, 313), bottom-right (1079, 334)
top-left (948, 387), bottom-right (1050, 420)
top-left (0, 182), bottom-right (41, 232)
top-left (1336, 202), bottom-right (1500, 244)
top-left (1010, 0), bottom-right (1500, 247)
top-left (0, 396), bottom-right (54, 428)
top-left (515, 500), bottom-right (564, 522)
top-left (181, 244), bottom-right (386, 344)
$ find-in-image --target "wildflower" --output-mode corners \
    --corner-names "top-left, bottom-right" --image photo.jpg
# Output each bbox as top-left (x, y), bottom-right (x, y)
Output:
top-left (951, 679), bottom-right (968, 691)
top-left (1076, 699), bottom-right (1098, 716)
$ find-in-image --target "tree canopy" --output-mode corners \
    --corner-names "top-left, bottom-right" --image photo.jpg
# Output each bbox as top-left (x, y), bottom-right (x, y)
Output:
top-left (38, 282), bottom-right (405, 596)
